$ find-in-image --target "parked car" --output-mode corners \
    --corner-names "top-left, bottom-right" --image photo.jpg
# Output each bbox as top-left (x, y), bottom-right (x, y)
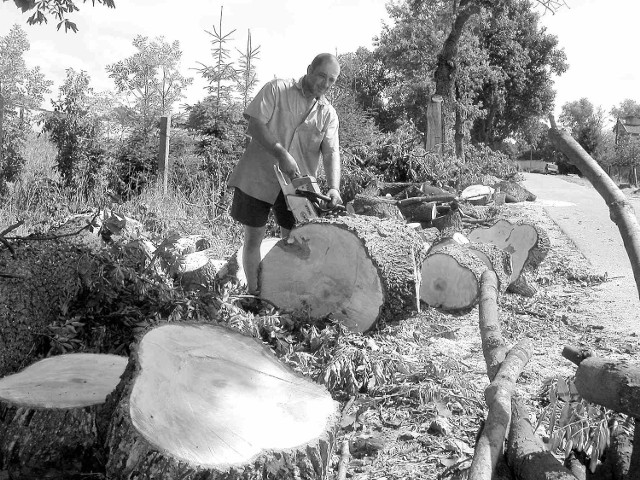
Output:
top-left (544, 163), bottom-right (559, 175)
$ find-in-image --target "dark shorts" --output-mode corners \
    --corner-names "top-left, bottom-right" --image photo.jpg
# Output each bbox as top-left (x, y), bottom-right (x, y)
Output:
top-left (231, 188), bottom-right (296, 230)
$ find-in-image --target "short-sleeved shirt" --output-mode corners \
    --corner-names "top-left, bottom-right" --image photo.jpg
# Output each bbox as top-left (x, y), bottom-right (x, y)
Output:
top-left (227, 77), bottom-right (340, 204)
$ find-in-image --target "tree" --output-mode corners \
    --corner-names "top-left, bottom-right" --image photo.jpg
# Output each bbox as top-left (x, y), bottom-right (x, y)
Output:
top-left (470, 0), bottom-right (567, 146)
top-left (611, 99), bottom-right (640, 121)
top-left (558, 98), bottom-right (605, 156)
top-left (235, 29), bottom-right (260, 109)
top-left (4, 0), bottom-right (115, 32)
top-left (106, 35), bottom-right (192, 136)
top-left (0, 24), bottom-right (52, 190)
top-left (41, 68), bottom-right (109, 193)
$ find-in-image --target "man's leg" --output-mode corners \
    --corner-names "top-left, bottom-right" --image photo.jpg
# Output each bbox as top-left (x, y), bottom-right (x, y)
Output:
top-left (243, 224), bottom-right (267, 296)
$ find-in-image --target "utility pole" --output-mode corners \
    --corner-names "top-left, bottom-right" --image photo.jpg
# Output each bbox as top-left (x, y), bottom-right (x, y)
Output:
top-left (0, 79), bottom-right (4, 166)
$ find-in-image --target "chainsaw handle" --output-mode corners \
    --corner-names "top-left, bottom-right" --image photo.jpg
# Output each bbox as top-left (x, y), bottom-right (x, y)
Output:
top-left (295, 189), bottom-right (332, 203)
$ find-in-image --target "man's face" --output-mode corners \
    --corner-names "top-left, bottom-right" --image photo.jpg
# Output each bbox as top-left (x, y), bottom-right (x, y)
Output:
top-left (305, 60), bottom-right (340, 99)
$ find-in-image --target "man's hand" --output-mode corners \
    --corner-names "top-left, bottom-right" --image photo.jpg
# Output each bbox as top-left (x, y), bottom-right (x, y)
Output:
top-left (327, 188), bottom-right (342, 208)
top-left (276, 150), bottom-right (301, 179)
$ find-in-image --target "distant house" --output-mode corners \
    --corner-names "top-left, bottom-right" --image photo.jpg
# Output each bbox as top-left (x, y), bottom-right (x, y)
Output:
top-left (614, 116), bottom-right (640, 145)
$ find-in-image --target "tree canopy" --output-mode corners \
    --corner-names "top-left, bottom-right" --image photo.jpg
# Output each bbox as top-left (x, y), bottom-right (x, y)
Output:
top-left (4, 0), bottom-right (115, 32)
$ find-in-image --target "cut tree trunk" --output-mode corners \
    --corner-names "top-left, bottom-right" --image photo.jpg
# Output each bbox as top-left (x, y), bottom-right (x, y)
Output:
top-left (420, 242), bottom-right (511, 311)
top-left (398, 201), bottom-right (438, 223)
top-left (573, 357), bottom-right (640, 418)
top-left (0, 353), bottom-right (127, 478)
top-left (105, 323), bottom-right (339, 480)
top-left (349, 194), bottom-right (404, 220)
top-left (260, 216), bottom-right (427, 333)
top-left (221, 237), bottom-right (280, 288)
top-left (468, 220), bottom-right (549, 297)
top-left (431, 209), bottom-right (463, 235)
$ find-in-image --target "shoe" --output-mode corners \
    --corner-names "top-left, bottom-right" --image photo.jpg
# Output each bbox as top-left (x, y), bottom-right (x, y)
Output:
top-left (237, 295), bottom-right (263, 314)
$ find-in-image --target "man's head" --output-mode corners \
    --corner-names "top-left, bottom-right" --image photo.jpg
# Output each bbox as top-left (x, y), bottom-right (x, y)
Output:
top-left (303, 53), bottom-right (340, 99)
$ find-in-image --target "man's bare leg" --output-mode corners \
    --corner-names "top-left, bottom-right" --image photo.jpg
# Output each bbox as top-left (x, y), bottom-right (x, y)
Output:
top-left (243, 224), bottom-right (267, 295)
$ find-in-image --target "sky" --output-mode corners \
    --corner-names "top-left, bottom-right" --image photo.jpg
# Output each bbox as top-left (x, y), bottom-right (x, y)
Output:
top-left (1, 0), bottom-right (639, 122)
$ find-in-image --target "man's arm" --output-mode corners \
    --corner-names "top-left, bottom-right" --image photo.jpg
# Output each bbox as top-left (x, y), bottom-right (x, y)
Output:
top-left (322, 150), bottom-right (342, 207)
top-left (247, 116), bottom-right (300, 179)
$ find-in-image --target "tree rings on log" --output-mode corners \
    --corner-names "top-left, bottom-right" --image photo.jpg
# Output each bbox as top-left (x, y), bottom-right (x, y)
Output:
top-left (260, 216), bottom-right (427, 333)
top-left (420, 243), bottom-right (487, 311)
top-left (0, 353), bottom-right (127, 477)
top-left (105, 324), bottom-right (338, 480)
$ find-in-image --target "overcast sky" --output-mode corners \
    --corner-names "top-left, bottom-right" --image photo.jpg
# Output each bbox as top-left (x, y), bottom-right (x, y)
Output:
top-left (1, 0), bottom-right (638, 121)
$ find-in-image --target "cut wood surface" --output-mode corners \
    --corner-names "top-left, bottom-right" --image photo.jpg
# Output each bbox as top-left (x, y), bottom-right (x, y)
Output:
top-left (105, 323), bottom-right (338, 480)
top-left (224, 237), bottom-right (280, 288)
top-left (468, 219), bottom-right (549, 296)
top-left (260, 216), bottom-right (427, 333)
top-left (420, 242), bottom-right (511, 311)
top-left (398, 200), bottom-right (438, 223)
top-left (0, 353), bottom-right (127, 477)
top-left (573, 357), bottom-right (640, 417)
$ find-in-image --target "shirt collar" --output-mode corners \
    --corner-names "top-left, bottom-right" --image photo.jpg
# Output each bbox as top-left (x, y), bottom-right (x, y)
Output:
top-left (295, 76), bottom-right (328, 105)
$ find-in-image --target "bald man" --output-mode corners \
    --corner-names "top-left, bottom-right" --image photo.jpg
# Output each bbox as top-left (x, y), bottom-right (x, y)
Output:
top-left (228, 53), bottom-right (342, 302)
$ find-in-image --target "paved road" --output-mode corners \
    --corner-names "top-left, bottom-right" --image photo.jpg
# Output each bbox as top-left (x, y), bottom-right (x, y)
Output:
top-left (522, 172), bottom-right (640, 335)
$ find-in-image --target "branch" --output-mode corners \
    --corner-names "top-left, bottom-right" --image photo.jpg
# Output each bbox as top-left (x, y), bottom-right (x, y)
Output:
top-left (478, 270), bottom-right (508, 381)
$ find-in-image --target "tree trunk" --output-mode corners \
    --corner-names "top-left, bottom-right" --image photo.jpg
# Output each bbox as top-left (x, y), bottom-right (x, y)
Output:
top-left (573, 357), bottom-right (640, 418)
top-left (398, 201), bottom-right (438, 223)
top-left (0, 353), bottom-right (127, 478)
top-left (420, 241), bottom-right (511, 311)
top-left (492, 181), bottom-right (537, 202)
top-left (468, 220), bottom-right (550, 297)
top-left (259, 216), bottom-right (427, 333)
top-left (349, 194), bottom-right (404, 220)
top-left (105, 323), bottom-right (339, 480)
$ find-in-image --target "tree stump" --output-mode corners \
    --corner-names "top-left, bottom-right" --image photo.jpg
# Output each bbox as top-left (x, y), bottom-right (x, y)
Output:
top-left (398, 201), bottom-right (438, 223)
top-left (0, 353), bottom-right (127, 478)
top-left (493, 181), bottom-right (537, 202)
top-left (468, 219), bottom-right (549, 297)
top-left (260, 216), bottom-right (427, 332)
top-left (105, 323), bottom-right (339, 480)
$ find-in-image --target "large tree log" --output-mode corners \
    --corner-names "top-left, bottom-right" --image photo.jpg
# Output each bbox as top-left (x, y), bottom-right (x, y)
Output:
top-left (549, 123), bottom-right (640, 299)
top-left (349, 194), bottom-right (404, 220)
top-left (572, 357), bottom-right (640, 418)
top-left (468, 220), bottom-right (549, 297)
top-left (0, 353), bottom-right (127, 477)
top-left (260, 216), bottom-right (427, 333)
top-left (507, 397), bottom-right (578, 480)
top-left (398, 201), bottom-right (438, 223)
top-left (493, 181), bottom-right (537, 203)
top-left (420, 242), bottom-right (511, 311)
top-left (105, 323), bottom-right (338, 480)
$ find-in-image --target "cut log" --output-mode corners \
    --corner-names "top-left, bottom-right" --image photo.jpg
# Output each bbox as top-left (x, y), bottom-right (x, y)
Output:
top-left (573, 357), bottom-right (640, 418)
top-left (493, 181), bottom-right (536, 202)
top-left (431, 209), bottom-right (463, 235)
top-left (105, 323), bottom-right (338, 480)
top-left (0, 353), bottom-right (127, 477)
top-left (349, 194), bottom-right (404, 220)
top-left (468, 219), bottom-right (549, 297)
top-left (177, 249), bottom-right (228, 291)
top-left (420, 242), bottom-right (512, 311)
top-left (221, 237), bottom-right (280, 288)
top-left (398, 201), bottom-right (438, 223)
top-left (260, 216), bottom-right (427, 333)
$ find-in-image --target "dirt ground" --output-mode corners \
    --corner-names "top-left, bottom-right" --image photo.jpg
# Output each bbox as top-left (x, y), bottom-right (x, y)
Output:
top-left (334, 192), bottom-right (639, 480)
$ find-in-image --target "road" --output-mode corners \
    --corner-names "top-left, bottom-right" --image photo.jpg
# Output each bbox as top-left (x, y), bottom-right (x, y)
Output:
top-left (522, 172), bottom-right (640, 336)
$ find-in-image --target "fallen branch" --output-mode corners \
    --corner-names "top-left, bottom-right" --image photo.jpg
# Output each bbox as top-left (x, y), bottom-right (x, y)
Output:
top-left (506, 397), bottom-right (578, 480)
top-left (336, 439), bottom-right (350, 480)
top-left (469, 338), bottom-right (534, 480)
top-left (478, 270), bottom-right (508, 381)
top-left (548, 120), bottom-right (640, 299)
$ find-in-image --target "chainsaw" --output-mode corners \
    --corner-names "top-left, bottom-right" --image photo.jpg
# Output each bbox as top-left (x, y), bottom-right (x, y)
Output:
top-left (274, 165), bottom-right (345, 224)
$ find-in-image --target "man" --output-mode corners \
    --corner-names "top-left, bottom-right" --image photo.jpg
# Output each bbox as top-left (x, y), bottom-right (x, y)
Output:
top-left (228, 53), bottom-right (342, 299)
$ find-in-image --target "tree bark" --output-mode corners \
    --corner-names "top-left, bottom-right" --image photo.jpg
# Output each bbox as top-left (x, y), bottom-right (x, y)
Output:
top-left (260, 216), bottom-right (427, 333)
top-left (349, 194), bottom-right (404, 220)
top-left (105, 323), bottom-right (339, 480)
top-left (548, 124), bottom-right (640, 300)
top-left (478, 270), bottom-right (508, 381)
top-left (0, 353), bottom-right (127, 477)
top-left (507, 397), bottom-right (578, 480)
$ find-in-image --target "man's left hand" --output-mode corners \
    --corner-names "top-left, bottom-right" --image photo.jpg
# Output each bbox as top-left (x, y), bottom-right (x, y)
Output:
top-left (327, 188), bottom-right (342, 208)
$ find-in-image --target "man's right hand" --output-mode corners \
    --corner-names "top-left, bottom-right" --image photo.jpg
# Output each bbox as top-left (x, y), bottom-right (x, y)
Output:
top-left (276, 149), bottom-right (301, 179)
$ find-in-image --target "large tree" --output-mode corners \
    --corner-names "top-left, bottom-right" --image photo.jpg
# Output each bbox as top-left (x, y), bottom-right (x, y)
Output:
top-left (0, 24), bottom-right (51, 187)
top-left (611, 99), bottom-right (640, 121)
top-left (106, 35), bottom-right (192, 136)
top-left (4, 0), bottom-right (115, 32)
top-left (559, 97), bottom-right (605, 156)
top-left (471, 0), bottom-right (567, 146)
